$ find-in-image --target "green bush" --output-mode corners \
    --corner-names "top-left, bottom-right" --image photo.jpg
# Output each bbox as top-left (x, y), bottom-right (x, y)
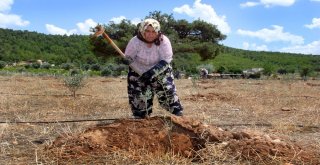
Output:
top-left (196, 64), bottom-right (214, 73)
top-left (32, 63), bottom-right (41, 69)
top-left (90, 63), bottom-right (101, 71)
top-left (61, 63), bottom-right (73, 70)
top-left (0, 61), bottom-right (7, 69)
top-left (196, 43), bottom-right (220, 61)
top-left (228, 67), bottom-right (243, 74)
top-left (277, 68), bottom-right (287, 74)
top-left (217, 66), bottom-right (226, 74)
top-left (24, 63), bottom-right (32, 69)
top-left (101, 67), bottom-right (112, 77)
top-left (112, 64), bottom-right (128, 76)
top-left (40, 62), bottom-right (51, 69)
top-left (82, 64), bottom-right (90, 71)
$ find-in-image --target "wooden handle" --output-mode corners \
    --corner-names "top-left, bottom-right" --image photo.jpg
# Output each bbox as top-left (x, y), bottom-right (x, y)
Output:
top-left (93, 26), bottom-right (142, 75)
top-left (101, 32), bottom-right (125, 58)
top-left (94, 25), bottom-right (125, 57)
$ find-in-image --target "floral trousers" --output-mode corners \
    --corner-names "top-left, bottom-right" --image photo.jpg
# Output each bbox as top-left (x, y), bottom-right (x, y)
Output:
top-left (127, 66), bottom-right (183, 117)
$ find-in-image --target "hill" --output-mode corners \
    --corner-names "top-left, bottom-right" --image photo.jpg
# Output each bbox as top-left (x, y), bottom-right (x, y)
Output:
top-left (0, 28), bottom-right (96, 64)
top-left (1, 28), bottom-right (320, 75)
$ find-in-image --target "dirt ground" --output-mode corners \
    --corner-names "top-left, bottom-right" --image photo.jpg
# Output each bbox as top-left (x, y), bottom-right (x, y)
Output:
top-left (0, 75), bottom-right (319, 164)
top-left (45, 116), bottom-right (319, 164)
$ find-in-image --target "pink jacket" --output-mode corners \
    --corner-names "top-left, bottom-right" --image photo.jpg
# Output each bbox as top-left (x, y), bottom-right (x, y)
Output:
top-left (125, 35), bottom-right (173, 74)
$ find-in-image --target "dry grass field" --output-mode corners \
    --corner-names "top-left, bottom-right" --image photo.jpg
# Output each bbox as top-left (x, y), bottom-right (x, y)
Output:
top-left (0, 75), bottom-right (319, 164)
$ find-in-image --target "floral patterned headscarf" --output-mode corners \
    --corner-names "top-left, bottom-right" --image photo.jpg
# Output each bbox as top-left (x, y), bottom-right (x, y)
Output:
top-left (137, 18), bottom-right (162, 45)
top-left (139, 18), bottom-right (161, 35)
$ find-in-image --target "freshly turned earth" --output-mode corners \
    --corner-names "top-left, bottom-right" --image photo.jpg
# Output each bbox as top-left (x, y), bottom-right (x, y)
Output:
top-left (46, 116), bottom-right (320, 164)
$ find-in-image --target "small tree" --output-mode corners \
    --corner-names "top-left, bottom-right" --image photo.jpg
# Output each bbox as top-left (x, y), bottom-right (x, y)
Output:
top-left (300, 67), bottom-right (311, 81)
top-left (63, 73), bottom-right (87, 98)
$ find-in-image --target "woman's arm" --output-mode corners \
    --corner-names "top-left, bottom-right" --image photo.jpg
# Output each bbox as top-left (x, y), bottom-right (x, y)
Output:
top-left (159, 35), bottom-right (173, 63)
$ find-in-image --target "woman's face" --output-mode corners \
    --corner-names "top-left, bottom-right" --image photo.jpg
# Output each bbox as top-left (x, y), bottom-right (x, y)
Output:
top-left (143, 25), bottom-right (158, 42)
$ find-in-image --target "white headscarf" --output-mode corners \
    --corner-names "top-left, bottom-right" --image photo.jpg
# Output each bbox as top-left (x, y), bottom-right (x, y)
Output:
top-left (139, 18), bottom-right (161, 35)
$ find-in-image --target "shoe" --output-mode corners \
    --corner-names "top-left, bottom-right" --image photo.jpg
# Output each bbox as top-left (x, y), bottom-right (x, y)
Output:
top-left (133, 115), bottom-right (145, 119)
top-left (173, 111), bottom-right (183, 116)
top-left (133, 114), bottom-right (150, 119)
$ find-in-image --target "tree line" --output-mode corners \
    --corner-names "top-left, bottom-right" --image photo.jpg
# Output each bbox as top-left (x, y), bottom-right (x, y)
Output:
top-left (0, 11), bottom-right (319, 77)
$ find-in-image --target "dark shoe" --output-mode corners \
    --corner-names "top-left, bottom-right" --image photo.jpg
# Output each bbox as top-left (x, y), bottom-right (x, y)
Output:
top-left (173, 111), bottom-right (183, 116)
top-left (133, 114), bottom-right (150, 119)
top-left (133, 115), bottom-right (145, 119)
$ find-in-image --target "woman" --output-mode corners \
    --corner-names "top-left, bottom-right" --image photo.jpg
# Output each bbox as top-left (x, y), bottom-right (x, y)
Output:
top-left (125, 18), bottom-right (183, 119)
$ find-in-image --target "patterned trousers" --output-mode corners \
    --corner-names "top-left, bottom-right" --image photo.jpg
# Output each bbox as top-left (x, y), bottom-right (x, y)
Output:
top-left (127, 66), bottom-right (183, 117)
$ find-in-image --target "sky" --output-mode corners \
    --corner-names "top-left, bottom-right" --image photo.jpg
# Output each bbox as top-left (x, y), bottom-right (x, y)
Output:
top-left (1, 0), bottom-right (320, 55)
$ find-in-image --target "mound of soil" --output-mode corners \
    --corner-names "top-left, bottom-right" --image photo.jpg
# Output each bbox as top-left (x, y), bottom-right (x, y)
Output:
top-left (45, 116), bottom-right (319, 164)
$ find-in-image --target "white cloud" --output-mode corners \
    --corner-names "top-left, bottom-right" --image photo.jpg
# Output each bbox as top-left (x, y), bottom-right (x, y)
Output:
top-left (240, 2), bottom-right (260, 7)
top-left (110, 16), bottom-right (126, 24)
top-left (76, 19), bottom-right (97, 34)
top-left (0, 0), bottom-right (30, 28)
top-left (243, 42), bottom-right (269, 51)
top-left (261, 0), bottom-right (295, 7)
top-left (45, 17), bottom-right (143, 36)
top-left (0, 13), bottom-right (29, 28)
top-left (237, 25), bottom-right (304, 45)
top-left (305, 18), bottom-right (320, 29)
top-left (111, 16), bottom-right (141, 25)
top-left (0, 0), bottom-right (13, 12)
top-left (241, 0), bottom-right (295, 8)
top-left (46, 19), bottom-right (97, 35)
top-left (243, 42), bottom-right (250, 50)
top-left (281, 40), bottom-right (320, 55)
top-left (173, 0), bottom-right (231, 34)
top-left (131, 18), bottom-right (142, 25)
top-left (109, 16), bottom-right (141, 25)
top-left (45, 24), bottom-right (77, 35)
